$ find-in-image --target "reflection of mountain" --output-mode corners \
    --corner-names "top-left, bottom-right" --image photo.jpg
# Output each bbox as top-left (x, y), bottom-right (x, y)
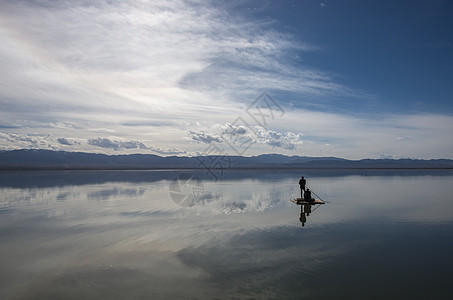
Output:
top-left (1, 169), bottom-right (453, 189)
top-left (1, 150), bottom-right (453, 170)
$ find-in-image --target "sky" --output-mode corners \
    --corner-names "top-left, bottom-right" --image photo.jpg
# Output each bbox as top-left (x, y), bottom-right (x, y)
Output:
top-left (0, 0), bottom-right (452, 159)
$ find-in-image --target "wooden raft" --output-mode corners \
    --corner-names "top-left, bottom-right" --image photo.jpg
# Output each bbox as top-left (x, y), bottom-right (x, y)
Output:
top-left (290, 198), bottom-right (325, 205)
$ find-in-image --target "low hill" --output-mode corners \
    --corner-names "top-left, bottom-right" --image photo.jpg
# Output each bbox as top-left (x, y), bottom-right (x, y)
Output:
top-left (0, 149), bottom-right (452, 170)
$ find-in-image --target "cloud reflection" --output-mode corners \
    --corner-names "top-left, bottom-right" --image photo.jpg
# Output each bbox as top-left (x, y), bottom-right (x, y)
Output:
top-left (1, 170), bottom-right (453, 298)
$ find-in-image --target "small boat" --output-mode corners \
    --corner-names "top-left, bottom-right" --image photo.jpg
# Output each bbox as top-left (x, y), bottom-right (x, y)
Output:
top-left (290, 198), bottom-right (325, 205)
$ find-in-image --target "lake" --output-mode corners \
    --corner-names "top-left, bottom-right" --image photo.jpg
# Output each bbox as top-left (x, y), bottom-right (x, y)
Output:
top-left (1, 170), bottom-right (453, 299)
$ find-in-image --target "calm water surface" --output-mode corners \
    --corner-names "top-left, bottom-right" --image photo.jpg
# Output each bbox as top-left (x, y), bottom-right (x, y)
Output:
top-left (1, 170), bottom-right (453, 299)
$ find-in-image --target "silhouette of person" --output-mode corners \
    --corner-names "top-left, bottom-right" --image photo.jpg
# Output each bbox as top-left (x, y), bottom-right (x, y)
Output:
top-left (299, 205), bottom-right (306, 227)
top-left (304, 188), bottom-right (312, 202)
top-left (304, 203), bottom-right (312, 216)
top-left (299, 176), bottom-right (306, 197)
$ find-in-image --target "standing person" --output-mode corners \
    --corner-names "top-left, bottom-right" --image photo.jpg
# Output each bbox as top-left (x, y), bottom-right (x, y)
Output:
top-left (299, 176), bottom-right (306, 198)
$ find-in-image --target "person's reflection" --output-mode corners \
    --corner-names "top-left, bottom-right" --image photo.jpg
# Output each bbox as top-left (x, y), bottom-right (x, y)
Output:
top-left (299, 204), bottom-right (313, 227)
top-left (299, 205), bottom-right (307, 227)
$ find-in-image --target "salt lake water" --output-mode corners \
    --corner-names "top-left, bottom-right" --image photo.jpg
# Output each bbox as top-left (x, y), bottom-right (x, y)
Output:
top-left (1, 170), bottom-right (453, 299)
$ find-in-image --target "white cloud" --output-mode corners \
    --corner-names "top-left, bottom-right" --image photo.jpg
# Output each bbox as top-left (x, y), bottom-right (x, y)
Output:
top-left (148, 145), bottom-right (187, 155)
top-left (187, 131), bottom-right (223, 144)
top-left (0, 132), bottom-right (187, 155)
top-left (0, 0), bottom-right (356, 114)
top-left (186, 123), bottom-right (304, 151)
top-left (267, 110), bottom-right (453, 159)
top-left (87, 138), bottom-right (148, 151)
top-left (57, 138), bottom-right (79, 146)
top-left (254, 127), bottom-right (303, 150)
top-left (85, 137), bottom-right (185, 154)
top-left (0, 132), bottom-right (59, 150)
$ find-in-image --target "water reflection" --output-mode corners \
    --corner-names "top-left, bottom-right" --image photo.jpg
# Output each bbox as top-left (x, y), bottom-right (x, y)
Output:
top-left (299, 204), bottom-right (310, 227)
top-left (0, 170), bottom-right (453, 299)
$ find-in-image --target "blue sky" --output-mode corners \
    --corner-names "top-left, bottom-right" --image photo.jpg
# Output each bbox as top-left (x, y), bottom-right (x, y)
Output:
top-left (239, 0), bottom-right (453, 114)
top-left (0, 0), bottom-right (452, 159)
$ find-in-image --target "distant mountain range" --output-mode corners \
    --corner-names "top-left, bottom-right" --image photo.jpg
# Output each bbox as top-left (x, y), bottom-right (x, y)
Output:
top-left (0, 149), bottom-right (452, 170)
